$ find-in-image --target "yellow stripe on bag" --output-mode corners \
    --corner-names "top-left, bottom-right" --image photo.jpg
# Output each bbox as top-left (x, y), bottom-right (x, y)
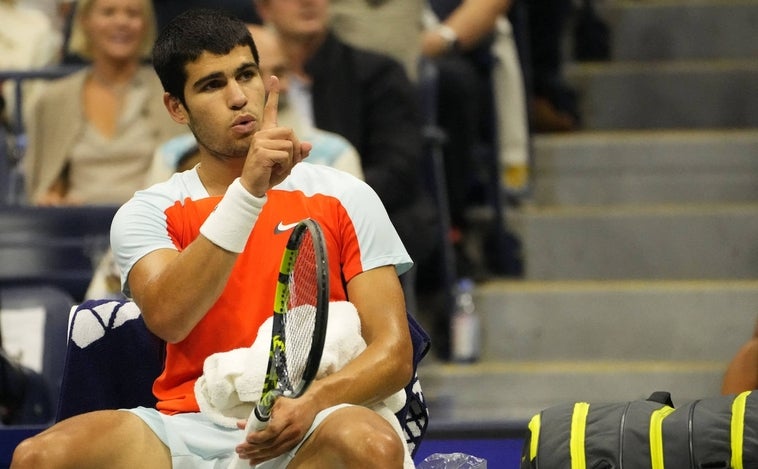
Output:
top-left (649, 406), bottom-right (675, 469)
top-left (731, 390), bottom-right (751, 469)
top-left (528, 413), bottom-right (541, 461)
top-left (570, 402), bottom-right (590, 469)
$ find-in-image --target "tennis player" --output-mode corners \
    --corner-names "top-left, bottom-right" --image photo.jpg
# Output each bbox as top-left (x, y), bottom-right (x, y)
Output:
top-left (11, 8), bottom-right (415, 469)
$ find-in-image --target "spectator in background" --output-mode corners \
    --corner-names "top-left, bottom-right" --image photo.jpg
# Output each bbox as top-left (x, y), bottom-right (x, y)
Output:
top-left (254, 0), bottom-right (441, 315)
top-left (246, 23), bottom-right (364, 180)
top-left (22, 0), bottom-right (184, 206)
top-left (421, 0), bottom-right (528, 277)
top-left (329, 1), bottom-right (528, 272)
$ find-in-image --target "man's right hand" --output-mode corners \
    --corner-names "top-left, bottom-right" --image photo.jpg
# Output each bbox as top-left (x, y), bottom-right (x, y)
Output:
top-left (241, 76), bottom-right (311, 197)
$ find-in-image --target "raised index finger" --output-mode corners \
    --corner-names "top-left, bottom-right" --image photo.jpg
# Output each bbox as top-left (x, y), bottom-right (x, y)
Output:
top-left (261, 75), bottom-right (280, 130)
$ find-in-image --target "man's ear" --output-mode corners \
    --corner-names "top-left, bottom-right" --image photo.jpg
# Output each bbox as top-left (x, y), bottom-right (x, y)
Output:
top-left (164, 93), bottom-right (188, 125)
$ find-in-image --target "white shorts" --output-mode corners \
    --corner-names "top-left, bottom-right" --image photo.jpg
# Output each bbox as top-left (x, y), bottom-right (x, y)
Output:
top-left (125, 404), bottom-right (352, 469)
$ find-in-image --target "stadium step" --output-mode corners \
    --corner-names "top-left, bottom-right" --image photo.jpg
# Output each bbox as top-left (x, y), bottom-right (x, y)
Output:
top-left (600, 0), bottom-right (758, 61)
top-left (420, 359), bottom-right (728, 425)
top-left (510, 202), bottom-right (758, 280)
top-left (565, 60), bottom-right (758, 130)
top-left (531, 129), bottom-right (758, 206)
top-left (473, 279), bottom-right (758, 362)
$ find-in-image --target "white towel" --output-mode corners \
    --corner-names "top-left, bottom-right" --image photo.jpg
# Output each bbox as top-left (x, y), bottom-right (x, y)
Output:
top-left (195, 301), bottom-right (406, 427)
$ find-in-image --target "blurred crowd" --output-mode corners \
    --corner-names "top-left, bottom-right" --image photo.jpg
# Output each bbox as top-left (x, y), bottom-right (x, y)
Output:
top-left (1, 0), bottom-right (593, 358)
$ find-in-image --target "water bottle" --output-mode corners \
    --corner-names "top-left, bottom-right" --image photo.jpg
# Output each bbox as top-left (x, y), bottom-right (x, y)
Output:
top-left (451, 278), bottom-right (481, 363)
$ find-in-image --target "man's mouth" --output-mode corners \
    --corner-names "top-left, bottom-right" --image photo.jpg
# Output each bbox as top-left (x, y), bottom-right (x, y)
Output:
top-left (231, 115), bottom-right (256, 135)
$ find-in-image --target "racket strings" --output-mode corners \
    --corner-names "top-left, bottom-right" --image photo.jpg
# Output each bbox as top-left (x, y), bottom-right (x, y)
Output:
top-left (279, 232), bottom-right (319, 394)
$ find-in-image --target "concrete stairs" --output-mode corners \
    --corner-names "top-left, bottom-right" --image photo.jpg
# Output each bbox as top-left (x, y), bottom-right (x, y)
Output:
top-left (418, 0), bottom-right (758, 435)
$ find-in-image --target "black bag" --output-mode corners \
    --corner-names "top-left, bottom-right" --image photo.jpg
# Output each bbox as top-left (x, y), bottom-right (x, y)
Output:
top-left (521, 391), bottom-right (758, 469)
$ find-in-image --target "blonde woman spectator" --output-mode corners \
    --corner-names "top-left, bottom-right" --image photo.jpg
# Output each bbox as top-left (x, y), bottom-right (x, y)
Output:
top-left (23, 0), bottom-right (183, 206)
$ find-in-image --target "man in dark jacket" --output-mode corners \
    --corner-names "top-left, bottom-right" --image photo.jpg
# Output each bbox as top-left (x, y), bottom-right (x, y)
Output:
top-left (256, 0), bottom-right (442, 314)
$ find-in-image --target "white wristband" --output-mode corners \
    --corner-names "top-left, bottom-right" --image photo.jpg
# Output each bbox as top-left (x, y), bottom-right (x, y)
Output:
top-left (200, 178), bottom-right (266, 253)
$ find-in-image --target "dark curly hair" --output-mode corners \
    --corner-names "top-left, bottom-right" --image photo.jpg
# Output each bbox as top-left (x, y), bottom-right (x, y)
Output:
top-left (152, 8), bottom-right (259, 106)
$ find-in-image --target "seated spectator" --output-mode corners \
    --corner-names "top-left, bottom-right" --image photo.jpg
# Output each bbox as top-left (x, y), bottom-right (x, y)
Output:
top-left (246, 23), bottom-right (364, 180)
top-left (255, 0), bottom-right (441, 316)
top-left (423, 0), bottom-right (530, 195)
top-left (329, 0), bottom-right (528, 276)
top-left (22, 0), bottom-right (184, 206)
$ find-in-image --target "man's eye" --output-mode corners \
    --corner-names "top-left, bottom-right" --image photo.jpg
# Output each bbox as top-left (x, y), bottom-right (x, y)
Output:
top-left (239, 70), bottom-right (259, 82)
top-left (202, 81), bottom-right (223, 91)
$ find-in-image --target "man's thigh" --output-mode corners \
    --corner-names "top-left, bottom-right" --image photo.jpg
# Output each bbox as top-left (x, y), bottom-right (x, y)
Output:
top-left (14, 409), bottom-right (171, 469)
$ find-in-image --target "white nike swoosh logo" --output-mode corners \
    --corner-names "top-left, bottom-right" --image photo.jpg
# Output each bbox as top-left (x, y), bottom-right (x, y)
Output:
top-left (274, 221), bottom-right (299, 234)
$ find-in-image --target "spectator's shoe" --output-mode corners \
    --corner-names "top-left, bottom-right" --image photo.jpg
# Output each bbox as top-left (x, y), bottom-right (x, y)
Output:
top-left (531, 96), bottom-right (577, 133)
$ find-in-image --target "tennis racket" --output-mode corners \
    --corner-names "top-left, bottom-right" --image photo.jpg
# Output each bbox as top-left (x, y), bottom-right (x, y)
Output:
top-left (248, 218), bottom-right (329, 432)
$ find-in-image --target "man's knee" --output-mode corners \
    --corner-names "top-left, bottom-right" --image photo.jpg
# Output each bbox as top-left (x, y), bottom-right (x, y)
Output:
top-left (331, 414), bottom-right (405, 466)
top-left (350, 423), bottom-right (405, 463)
top-left (301, 408), bottom-right (406, 467)
top-left (11, 432), bottom-right (60, 469)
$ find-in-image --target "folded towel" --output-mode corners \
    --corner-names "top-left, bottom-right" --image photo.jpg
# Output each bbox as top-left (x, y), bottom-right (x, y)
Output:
top-left (195, 301), bottom-right (406, 428)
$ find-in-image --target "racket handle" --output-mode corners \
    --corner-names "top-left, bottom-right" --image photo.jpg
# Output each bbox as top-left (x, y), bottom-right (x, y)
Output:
top-left (226, 408), bottom-right (270, 469)
top-left (247, 406), bottom-right (270, 432)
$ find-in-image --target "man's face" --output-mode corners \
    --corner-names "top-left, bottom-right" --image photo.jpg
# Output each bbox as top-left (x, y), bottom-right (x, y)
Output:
top-left (178, 45), bottom-right (266, 160)
top-left (258, 0), bottom-right (330, 41)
